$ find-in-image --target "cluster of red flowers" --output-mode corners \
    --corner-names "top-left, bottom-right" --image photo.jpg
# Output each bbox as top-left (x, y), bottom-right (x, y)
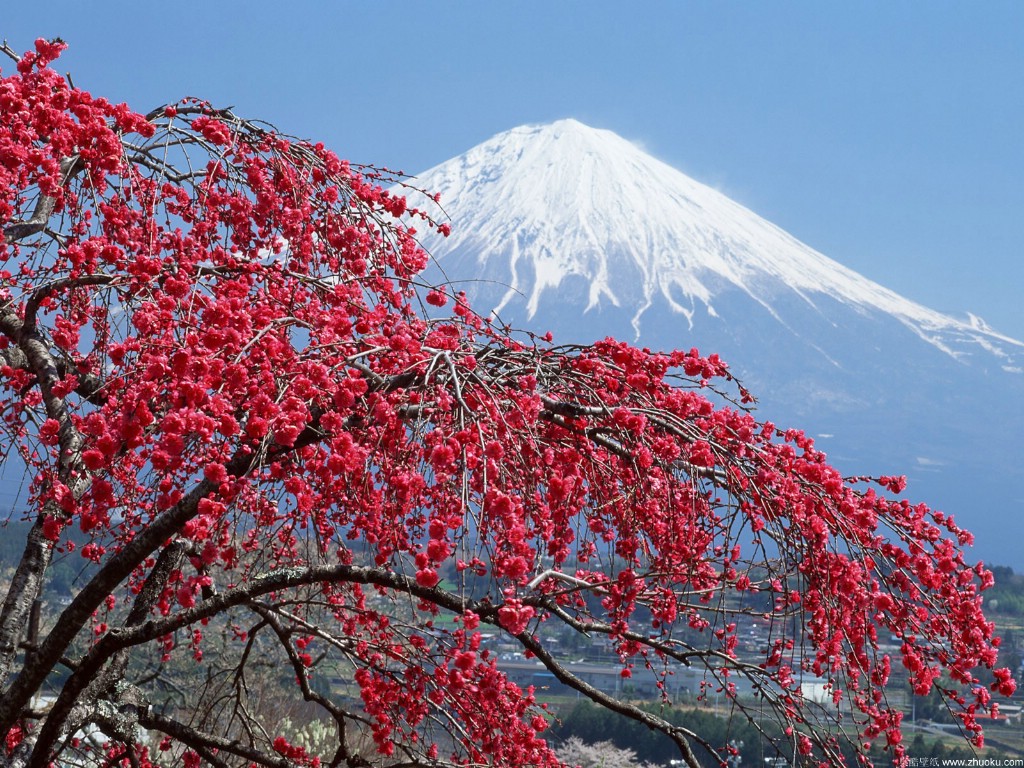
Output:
top-left (0, 40), bottom-right (1013, 767)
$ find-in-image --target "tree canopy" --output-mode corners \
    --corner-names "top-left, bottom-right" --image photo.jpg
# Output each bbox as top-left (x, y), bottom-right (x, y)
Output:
top-left (0, 39), bottom-right (1013, 768)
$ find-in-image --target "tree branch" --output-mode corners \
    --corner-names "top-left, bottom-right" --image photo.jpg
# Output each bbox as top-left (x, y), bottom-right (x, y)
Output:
top-left (515, 630), bottom-right (707, 768)
top-left (3, 156), bottom-right (83, 245)
top-left (27, 558), bottom-right (719, 768)
top-left (21, 542), bottom-right (190, 768)
top-left (138, 710), bottom-right (292, 768)
top-left (0, 41), bottom-right (22, 64)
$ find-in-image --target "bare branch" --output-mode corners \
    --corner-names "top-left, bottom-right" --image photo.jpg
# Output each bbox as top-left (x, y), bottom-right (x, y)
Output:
top-left (0, 41), bottom-right (22, 63)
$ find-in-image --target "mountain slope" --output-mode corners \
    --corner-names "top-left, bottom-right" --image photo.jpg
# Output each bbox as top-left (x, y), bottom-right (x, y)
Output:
top-left (414, 119), bottom-right (1023, 370)
top-left (404, 119), bottom-right (1024, 567)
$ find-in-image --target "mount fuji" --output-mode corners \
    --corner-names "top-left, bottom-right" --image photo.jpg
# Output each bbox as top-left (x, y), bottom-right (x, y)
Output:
top-left (405, 119), bottom-right (1024, 568)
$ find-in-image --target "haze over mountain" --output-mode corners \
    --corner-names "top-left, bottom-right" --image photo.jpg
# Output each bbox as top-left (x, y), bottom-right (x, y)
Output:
top-left (407, 119), bottom-right (1024, 568)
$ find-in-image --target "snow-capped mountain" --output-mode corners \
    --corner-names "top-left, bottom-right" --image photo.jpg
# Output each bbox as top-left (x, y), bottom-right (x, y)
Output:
top-left (405, 119), bottom-right (1024, 567)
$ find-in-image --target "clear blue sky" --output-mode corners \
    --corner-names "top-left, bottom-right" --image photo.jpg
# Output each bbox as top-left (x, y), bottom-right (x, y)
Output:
top-left (5, 3), bottom-right (1022, 339)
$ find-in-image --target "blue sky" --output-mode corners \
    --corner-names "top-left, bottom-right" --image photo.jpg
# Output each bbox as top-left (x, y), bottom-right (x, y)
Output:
top-left (5, 3), bottom-right (1023, 338)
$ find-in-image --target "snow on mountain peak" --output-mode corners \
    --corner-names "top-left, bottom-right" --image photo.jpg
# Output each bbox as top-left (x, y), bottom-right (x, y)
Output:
top-left (407, 120), bottom-right (1023, 360)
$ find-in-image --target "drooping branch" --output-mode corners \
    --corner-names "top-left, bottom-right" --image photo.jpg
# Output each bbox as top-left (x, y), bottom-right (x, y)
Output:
top-left (514, 631), bottom-right (706, 768)
top-left (18, 558), bottom-right (719, 767)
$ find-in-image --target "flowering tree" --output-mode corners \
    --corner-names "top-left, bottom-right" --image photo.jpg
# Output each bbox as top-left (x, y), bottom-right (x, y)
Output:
top-left (0, 39), bottom-right (1013, 768)
top-left (554, 737), bottom-right (660, 768)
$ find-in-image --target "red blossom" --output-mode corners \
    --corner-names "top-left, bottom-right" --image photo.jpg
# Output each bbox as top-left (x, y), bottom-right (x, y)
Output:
top-left (0, 43), bottom-right (1009, 768)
